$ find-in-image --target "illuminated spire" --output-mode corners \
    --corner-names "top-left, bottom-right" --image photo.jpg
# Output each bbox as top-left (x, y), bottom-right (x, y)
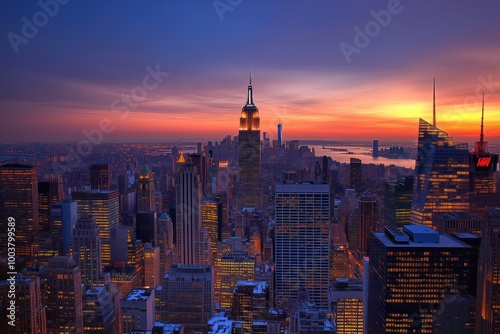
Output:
top-left (433, 78), bottom-right (436, 127)
top-left (246, 71), bottom-right (254, 106)
top-left (176, 151), bottom-right (186, 164)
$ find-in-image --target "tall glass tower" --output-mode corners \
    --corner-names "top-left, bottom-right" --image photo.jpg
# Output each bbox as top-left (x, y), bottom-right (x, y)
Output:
top-left (410, 119), bottom-right (469, 227)
top-left (238, 75), bottom-right (262, 209)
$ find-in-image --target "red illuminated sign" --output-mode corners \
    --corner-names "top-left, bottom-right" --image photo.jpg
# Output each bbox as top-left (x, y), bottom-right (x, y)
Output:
top-left (477, 156), bottom-right (492, 168)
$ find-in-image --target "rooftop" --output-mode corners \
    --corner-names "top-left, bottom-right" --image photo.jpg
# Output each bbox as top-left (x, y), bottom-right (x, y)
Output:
top-left (374, 227), bottom-right (471, 249)
top-left (123, 288), bottom-right (152, 301)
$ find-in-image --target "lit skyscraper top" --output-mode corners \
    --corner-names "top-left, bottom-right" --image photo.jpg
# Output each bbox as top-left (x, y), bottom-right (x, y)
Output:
top-left (239, 73), bottom-right (260, 131)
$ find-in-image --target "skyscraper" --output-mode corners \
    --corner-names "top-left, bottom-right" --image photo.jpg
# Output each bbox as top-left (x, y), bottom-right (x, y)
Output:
top-left (143, 243), bottom-right (160, 289)
top-left (38, 177), bottom-right (63, 232)
top-left (350, 158), bottom-right (362, 195)
top-left (50, 199), bottom-right (78, 256)
top-left (201, 198), bottom-right (222, 262)
top-left (476, 207), bottom-right (500, 333)
top-left (373, 140), bottom-right (379, 158)
top-left (164, 264), bottom-right (214, 333)
top-left (469, 96), bottom-right (500, 215)
top-left (137, 167), bottom-right (155, 212)
top-left (238, 75), bottom-right (262, 209)
top-left (384, 176), bottom-right (413, 227)
top-left (46, 256), bottom-right (84, 334)
top-left (410, 119), bottom-right (470, 227)
top-left (470, 94), bottom-right (498, 194)
top-left (277, 123), bottom-right (283, 148)
top-left (0, 164), bottom-right (38, 258)
top-left (72, 190), bottom-right (119, 268)
top-left (358, 196), bottom-right (378, 253)
top-left (275, 182), bottom-right (330, 309)
top-left (72, 215), bottom-right (102, 285)
top-left (90, 164), bottom-right (111, 191)
top-left (0, 276), bottom-right (46, 334)
top-left (368, 225), bottom-right (475, 333)
top-left (136, 211), bottom-right (158, 246)
top-left (176, 161), bottom-right (210, 265)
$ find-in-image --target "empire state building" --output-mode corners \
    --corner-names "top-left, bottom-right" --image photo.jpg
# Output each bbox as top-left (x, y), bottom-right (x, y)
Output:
top-left (238, 76), bottom-right (262, 209)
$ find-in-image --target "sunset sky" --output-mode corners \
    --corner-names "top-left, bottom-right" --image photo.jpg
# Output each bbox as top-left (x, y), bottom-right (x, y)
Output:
top-left (1, 1), bottom-right (500, 145)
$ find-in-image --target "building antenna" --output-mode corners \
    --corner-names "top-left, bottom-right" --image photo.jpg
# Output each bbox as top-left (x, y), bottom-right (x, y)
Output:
top-left (433, 77), bottom-right (436, 127)
top-left (479, 91), bottom-right (485, 153)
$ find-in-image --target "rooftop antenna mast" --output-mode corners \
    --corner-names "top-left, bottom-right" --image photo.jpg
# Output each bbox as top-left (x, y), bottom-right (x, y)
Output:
top-left (433, 78), bottom-right (436, 127)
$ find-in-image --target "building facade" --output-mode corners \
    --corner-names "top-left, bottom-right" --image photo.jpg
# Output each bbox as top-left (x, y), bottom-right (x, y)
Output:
top-left (275, 182), bottom-right (330, 309)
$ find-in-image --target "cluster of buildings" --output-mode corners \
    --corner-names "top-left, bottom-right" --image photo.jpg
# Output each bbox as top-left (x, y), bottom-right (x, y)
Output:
top-left (1, 79), bottom-right (500, 333)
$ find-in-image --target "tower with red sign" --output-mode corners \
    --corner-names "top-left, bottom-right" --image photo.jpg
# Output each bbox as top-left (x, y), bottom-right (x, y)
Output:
top-left (469, 94), bottom-right (500, 214)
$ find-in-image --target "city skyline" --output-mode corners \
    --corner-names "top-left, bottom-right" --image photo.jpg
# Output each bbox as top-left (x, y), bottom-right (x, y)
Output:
top-left (1, 1), bottom-right (500, 143)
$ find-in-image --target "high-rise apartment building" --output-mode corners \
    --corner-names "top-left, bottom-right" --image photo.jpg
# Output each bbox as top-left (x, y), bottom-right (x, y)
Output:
top-left (0, 164), bottom-right (38, 258)
top-left (410, 119), bottom-right (470, 227)
top-left (238, 76), bottom-right (262, 209)
top-left (72, 190), bottom-right (119, 268)
top-left (275, 182), bottom-right (330, 309)
top-left (368, 225), bottom-right (475, 333)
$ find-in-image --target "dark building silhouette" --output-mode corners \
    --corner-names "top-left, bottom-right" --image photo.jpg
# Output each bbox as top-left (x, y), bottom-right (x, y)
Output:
top-left (476, 208), bottom-right (500, 333)
top-left (136, 211), bottom-right (158, 247)
top-left (38, 177), bottom-right (64, 232)
top-left (373, 140), bottom-right (379, 158)
top-left (384, 176), bottom-right (413, 227)
top-left (90, 164), bottom-right (111, 191)
top-left (349, 158), bottom-right (362, 195)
